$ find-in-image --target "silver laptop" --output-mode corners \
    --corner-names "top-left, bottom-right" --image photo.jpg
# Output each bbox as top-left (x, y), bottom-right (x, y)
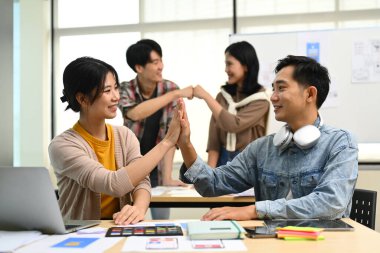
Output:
top-left (0, 166), bottom-right (99, 234)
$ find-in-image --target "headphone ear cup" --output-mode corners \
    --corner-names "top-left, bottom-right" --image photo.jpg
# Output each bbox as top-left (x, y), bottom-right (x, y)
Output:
top-left (293, 125), bottom-right (321, 149)
top-left (273, 125), bottom-right (293, 149)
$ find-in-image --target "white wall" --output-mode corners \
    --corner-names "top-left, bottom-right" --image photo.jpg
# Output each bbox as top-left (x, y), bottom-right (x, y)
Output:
top-left (17, 0), bottom-right (51, 167)
top-left (230, 29), bottom-right (380, 143)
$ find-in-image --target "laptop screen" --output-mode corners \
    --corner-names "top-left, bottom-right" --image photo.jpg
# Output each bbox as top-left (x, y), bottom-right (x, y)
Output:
top-left (0, 166), bottom-right (98, 234)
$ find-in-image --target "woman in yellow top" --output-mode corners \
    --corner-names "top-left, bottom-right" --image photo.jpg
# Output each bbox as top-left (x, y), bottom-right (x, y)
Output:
top-left (49, 57), bottom-right (181, 224)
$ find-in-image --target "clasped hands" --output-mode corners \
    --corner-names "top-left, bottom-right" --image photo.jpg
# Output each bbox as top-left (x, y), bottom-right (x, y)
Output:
top-left (164, 98), bottom-right (190, 149)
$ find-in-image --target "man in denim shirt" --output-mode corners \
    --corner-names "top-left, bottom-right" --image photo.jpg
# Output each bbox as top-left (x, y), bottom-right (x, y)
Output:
top-left (176, 55), bottom-right (358, 220)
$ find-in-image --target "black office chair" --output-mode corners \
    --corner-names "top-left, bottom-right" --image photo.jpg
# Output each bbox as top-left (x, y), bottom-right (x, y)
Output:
top-left (350, 189), bottom-right (377, 230)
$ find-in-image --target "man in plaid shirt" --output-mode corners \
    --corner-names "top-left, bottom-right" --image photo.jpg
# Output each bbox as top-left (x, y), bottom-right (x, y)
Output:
top-left (118, 39), bottom-right (193, 219)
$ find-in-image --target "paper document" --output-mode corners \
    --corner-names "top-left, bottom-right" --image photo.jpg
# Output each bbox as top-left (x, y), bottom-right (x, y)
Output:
top-left (152, 186), bottom-right (196, 196)
top-left (167, 189), bottom-right (201, 196)
top-left (151, 187), bottom-right (166, 196)
top-left (76, 227), bottom-right (107, 235)
top-left (231, 187), bottom-right (255, 197)
top-left (152, 185), bottom-right (201, 197)
top-left (122, 236), bottom-right (247, 252)
top-left (16, 234), bottom-right (121, 253)
top-left (0, 230), bottom-right (46, 252)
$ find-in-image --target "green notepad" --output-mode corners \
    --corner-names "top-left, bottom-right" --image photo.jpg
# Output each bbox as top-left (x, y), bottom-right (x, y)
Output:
top-left (187, 221), bottom-right (245, 240)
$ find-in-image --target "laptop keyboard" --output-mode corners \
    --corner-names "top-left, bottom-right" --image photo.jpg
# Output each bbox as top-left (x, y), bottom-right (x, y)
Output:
top-left (65, 224), bottom-right (82, 230)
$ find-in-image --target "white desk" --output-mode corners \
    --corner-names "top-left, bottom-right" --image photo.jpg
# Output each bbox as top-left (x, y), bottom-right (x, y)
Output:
top-left (16, 218), bottom-right (380, 253)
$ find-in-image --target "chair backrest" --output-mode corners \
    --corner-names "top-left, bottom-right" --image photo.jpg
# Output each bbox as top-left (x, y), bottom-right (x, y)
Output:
top-left (350, 189), bottom-right (377, 229)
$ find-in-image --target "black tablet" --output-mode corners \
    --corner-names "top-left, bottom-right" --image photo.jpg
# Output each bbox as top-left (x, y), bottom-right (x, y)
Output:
top-left (264, 219), bottom-right (354, 231)
top-left (244, 226), bottom-right (277, 238)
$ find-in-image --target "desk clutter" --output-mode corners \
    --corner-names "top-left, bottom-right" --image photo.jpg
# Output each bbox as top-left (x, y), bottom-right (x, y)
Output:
top-left (3, 221), bottom-right (246, 252)
top-left (6, 219), bottom-right (370, 252)
top-left (116, 221), bottom-right (247, 252)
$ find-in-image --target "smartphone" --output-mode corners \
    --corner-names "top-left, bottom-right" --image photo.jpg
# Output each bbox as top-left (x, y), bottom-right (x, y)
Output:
top-left (244, 226), bottom-right (277, 239)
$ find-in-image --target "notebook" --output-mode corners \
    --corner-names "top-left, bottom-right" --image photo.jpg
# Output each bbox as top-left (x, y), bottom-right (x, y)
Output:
top-left (187, 220), bottom-right (246, 240)
top-left (0, 166), bottom-right (99, 234)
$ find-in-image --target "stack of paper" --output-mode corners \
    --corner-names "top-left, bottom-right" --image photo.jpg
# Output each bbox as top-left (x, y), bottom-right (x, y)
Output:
top-left (276, 226), bottom-right (324, 241)
top-left (231, 187), bottom-right (255, 197)
top-left (0, 230), bottom-right (46, 252)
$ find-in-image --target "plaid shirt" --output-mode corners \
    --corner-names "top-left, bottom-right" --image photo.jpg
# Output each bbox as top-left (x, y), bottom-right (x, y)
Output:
top-left (118, 77), bottom-right (179, 144)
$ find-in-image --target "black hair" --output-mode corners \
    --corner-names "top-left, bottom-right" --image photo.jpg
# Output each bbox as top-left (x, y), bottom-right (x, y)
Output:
top-left (222, 41), bottom-right (262, 96)
top-left (126, 39), bottom-right (162, 72)
top-left (275, 55), bottom-right (330, 109)
top-left (61, 56), bottom-right (119, 112)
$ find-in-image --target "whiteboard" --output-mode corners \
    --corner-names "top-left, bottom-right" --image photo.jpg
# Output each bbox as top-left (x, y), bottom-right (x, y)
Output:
top-left (230, 28), bottom-right (380, 143)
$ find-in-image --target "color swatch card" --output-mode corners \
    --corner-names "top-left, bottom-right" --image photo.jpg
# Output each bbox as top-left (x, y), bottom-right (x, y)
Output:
top-left (105, 225), bottom-right (183, 237)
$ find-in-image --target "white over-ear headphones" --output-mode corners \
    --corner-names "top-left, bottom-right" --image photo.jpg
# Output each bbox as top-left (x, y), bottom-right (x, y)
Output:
top-left (273, 116), bottom-right (324, 150)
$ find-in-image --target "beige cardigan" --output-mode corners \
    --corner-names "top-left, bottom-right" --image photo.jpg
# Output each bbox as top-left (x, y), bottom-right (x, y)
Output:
top-left (220, 88), bottom-right (270, 151)
top-left (48, 125), bottom-right (151, 220)
top-left (207, 88), bottom-right (270, 152)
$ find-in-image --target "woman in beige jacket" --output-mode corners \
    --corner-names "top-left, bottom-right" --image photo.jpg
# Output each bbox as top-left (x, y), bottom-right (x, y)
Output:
top-left (49, 57), bottom-right (182, 225)
top-left (193, 41), bottom-right (270, 167)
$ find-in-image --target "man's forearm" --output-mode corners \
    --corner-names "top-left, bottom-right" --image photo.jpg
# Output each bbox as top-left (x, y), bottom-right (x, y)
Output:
top-left (126, 92), bottom-right (177, 121)
top-left (179, 142), bottom-right (197, 169)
